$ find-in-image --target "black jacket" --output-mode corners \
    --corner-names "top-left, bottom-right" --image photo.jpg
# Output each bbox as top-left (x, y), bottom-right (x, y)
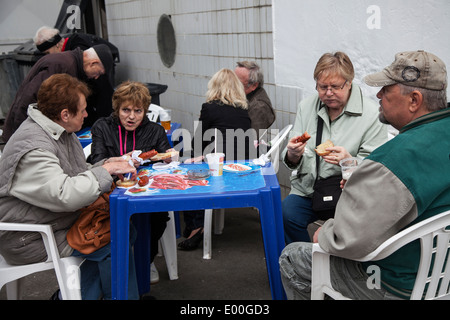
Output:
top-left (191, 100), bottom-right (253, 161)
top-left (89, 114), bottom-right (171, 164)
top-left (3, 48), bottom-right (85, 142)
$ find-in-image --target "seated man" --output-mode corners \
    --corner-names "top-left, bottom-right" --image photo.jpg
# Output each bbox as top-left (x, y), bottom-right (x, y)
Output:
top-left (0, 74), bottom-right (139, 300)
top-left (235, 61), bottom-right (275, 138)
top-left (279, 50), bottom-right (450, 299)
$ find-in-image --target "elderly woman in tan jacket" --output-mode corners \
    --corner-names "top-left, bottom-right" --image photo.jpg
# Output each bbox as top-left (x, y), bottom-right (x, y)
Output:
top-left (0, 74), bottom-right (139, 300)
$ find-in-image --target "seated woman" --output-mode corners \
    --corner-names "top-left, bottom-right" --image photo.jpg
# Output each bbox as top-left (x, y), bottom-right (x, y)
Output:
top-left (89, 81), bottom-right (175, 284)
top-left (0, 74), bottom-right (139, 300)
top-left (281, 52), bottom-right (388, 244)
top-left (179, 68), bottom-right (252, 250)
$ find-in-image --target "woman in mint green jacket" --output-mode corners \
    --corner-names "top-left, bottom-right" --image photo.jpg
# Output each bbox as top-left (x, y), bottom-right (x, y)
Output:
top-left (281, 52), bottom-right (388, 244)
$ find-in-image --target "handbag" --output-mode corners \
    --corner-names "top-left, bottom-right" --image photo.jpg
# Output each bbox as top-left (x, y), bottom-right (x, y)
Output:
top-left (67, 185), bottom-right (114, 254)
top-left (312, 175), bottom-right (342, 220)
top-left (311, 116), bottom-right (342, 220)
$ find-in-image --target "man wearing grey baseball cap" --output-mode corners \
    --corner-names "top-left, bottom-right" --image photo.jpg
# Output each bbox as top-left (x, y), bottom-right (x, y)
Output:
top-left (280, 50), bottom-right (450, 300)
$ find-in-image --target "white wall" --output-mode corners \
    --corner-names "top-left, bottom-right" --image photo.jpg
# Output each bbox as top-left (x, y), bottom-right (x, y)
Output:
top-left (0, 0), bottom-right (63, 53)
top-left (273, 0), bottom-right (450, 99)
top-left (105, 0), bottom-right (275, 132)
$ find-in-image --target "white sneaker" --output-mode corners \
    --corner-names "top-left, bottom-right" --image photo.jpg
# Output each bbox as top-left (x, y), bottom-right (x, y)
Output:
top-left (150, 262), bottom-right (159, 284)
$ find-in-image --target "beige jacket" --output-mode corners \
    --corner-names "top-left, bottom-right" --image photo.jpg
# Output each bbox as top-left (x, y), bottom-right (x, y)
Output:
top-left (0, 105), bottom-right (112, 265)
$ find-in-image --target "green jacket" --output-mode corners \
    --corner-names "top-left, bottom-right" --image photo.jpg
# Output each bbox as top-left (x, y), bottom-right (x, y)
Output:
top-left (282, 83), bottom-right (388, 197)
top-left (319, 108), bottom-right (450, 298)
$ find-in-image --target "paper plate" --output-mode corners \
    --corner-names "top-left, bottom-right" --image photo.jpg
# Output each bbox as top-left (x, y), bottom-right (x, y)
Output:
top-left (223, 164), bottom-right (252, 172)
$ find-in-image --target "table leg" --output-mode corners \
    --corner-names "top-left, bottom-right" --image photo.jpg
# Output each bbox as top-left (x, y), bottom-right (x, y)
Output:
top-left (110, 195), bottom-right (131, 300)
top-left (132, 214), bottom-right (151, 295)
top-left (258, 188), bottom-right (287, 300)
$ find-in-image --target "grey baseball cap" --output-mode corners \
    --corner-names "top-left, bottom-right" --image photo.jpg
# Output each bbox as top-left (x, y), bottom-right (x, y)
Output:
top-left (364, 50), bottom-right (447, 91)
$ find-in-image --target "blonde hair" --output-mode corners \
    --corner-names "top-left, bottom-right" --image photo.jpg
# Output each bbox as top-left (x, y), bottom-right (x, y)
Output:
top-left (314, 52), bottom-right (355, 82)
top-left (206, 68), bottom-right (248, 109)
top-left (112, 81), bottom-right (151, 117)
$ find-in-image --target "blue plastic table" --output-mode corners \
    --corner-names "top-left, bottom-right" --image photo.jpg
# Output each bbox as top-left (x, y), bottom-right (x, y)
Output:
top-left (109, 162), bottom-right (286, 300)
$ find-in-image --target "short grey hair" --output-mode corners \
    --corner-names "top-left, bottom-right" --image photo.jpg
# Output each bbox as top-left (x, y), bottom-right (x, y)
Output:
top-left (398, 84), bottom-right (447, 112)
top-left (236, 61), bottom-right (264, 87)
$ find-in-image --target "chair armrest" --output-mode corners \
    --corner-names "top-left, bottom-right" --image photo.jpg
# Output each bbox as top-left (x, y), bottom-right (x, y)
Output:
top-left (0, 222), bottom-right (61, 263)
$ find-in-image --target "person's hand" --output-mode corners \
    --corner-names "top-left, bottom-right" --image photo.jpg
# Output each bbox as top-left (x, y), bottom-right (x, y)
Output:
top-left (313, 227), bottom-right (321, 243)
top-left (164, 148), bottom-right (179, 163)
top-left (285, 136), bottom-right (307, 165)
top-left (184, 155), bottom-right (204, 164)
top-left (122, 151), bottom-right (142, 168)
top-left (322, 146), bottom-right (351, 166)
top-left (104, 156), bottom-right (128, 164)
top-left (102, 159), bottom-right (137, 179)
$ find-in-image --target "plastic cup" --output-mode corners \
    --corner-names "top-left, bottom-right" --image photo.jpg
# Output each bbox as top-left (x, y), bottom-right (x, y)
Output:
top-left (339, 157), bottom-right (361, 181)
top-left (205, 153), bottom-right (225, 177)
top-left (160, 109), bottom-right (171, 131)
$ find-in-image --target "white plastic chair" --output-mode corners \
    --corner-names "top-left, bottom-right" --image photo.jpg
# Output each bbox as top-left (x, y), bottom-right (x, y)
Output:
top-left (0, 222), bottom-right (84, 300)
top-left (311, 210), bottom-right (450, 300)
top-left (147, 104), bottom-right (165, 123)
top-left (158, 211), bottom-right (178, 279)
top-left (253, 124), bottom-right (293, 173)
top-left (203, 209), bottom-right (225, 259)
top-left (201, 125), bottom-right (294, 259)
top-left (83, 143), bottom-right (92, 160)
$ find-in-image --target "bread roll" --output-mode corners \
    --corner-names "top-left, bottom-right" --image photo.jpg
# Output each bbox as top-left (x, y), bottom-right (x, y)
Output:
top-left (315, 140), bottom-right (334, 156)
top-left (116, 179), bottom-right (137, 188)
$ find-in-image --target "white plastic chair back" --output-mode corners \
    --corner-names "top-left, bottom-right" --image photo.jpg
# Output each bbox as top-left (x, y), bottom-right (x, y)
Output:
top-left (157, 211), bottom-right (178, 280)
top-left (254, 124), bottom-right (293, 172)
top-left (83, 143), bottom-right (92, 159)
top-left (147, 104), bottom-right (165, 123)
top-left (311, 210), bottom-right (450, 300)
top-left (0, 222), bottom-right (84, 300)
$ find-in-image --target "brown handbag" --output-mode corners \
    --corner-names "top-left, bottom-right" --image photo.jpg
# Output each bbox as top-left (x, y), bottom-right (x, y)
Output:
top-left (67, 185), bottom-right (114, 254)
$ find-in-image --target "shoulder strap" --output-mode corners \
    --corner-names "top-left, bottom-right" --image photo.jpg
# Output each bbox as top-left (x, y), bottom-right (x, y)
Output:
top-left (315, 116), bottom-right (324, 179)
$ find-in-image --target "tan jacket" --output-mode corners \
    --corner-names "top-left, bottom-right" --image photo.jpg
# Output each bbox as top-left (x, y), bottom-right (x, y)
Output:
top-left (0, 105), bottom-right (112, 265)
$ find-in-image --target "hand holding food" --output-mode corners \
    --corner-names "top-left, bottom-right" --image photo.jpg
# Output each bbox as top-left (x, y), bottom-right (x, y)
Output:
top-left (317, 142), bottom-right (352, 166)
top-left (295, 131), bottom-right (311, 143)
top-left (102, 160), bottom-right (137, 179)
top-left (286, 134), bottom-right (308, 166)
top-left (314, 139), bottom-right (334, 156)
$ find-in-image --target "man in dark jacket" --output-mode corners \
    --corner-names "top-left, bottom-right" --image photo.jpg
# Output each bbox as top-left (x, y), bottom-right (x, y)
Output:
top-left (2, 44), bottom-right (113, 143)
top-left (33, 27), bottom-right (120, 127)
top-left (235, 61), bottom-right (275, 138)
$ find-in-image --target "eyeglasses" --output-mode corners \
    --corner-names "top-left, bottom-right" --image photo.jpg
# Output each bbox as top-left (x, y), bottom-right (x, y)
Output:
top-left (316, 80), bottom-right (348, 94)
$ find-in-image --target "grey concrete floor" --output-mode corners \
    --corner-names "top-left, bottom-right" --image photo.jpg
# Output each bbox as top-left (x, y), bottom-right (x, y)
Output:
top-left (1, 208), bottom-right (278, 300)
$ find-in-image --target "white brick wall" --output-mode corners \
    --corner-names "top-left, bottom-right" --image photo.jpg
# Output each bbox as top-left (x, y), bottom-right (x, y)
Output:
top-left (105, 0), bottom-right (298, 196)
